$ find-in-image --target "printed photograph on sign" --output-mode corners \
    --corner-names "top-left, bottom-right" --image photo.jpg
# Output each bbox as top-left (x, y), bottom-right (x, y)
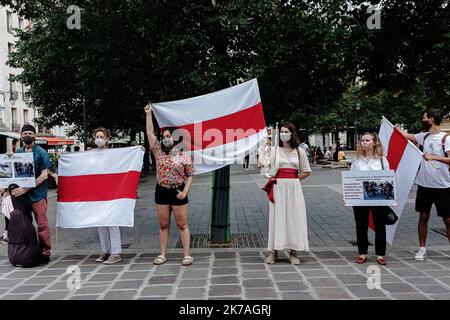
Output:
top-left (342, 170), bottom-right (397, 207)
top-left (0, 153), bottom-right (36, 188)
top-left (0, 163), bottom-right (13, 178)
top-left (14, 161), bottom-right (35, 178)
top-left (362, 180), bottom-right (395, 200)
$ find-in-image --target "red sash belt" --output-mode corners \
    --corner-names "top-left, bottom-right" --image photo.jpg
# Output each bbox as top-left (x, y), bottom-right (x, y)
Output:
top-left (262, 168), bottom-right (299, 203)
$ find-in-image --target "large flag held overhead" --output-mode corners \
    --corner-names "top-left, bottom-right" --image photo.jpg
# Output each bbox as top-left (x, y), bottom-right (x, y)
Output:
top-left (56, 147), bottom-right (144, 228)
top-left (379, 116), bottom-right (423, 244)
top-left (152, 79), bottom-right (268, 174)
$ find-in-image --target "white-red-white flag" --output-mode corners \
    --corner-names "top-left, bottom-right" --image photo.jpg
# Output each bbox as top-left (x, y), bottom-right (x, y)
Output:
top-left (56, 147), bottom-right (144, 228)
top-left (152, 79), bottom-right (267, 174)
top-left (379, 116), bottom-right (423, 244)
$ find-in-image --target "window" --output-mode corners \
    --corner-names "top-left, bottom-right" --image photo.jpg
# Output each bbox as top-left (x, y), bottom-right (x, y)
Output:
top-left (8, 43), bottom-right (14, 54)
top-left (6, 11), bottom-right (13, 33)
top-left (23, 109), bottom-right (29, 123)
top-left (11, 107), bottom-right (17, 122)
top-left (18, 17), bottom-right (24, 30)
top-left (9, 74), bottom-right (14, 93)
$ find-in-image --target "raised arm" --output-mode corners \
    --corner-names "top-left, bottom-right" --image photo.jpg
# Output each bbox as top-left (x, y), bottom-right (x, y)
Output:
top-left (145, 102), bottom-right (157, 148)
top-left (400, 130), bottom-right (417, 144)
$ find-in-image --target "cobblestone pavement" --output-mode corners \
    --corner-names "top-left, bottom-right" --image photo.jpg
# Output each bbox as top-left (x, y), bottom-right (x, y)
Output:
top-left (0, 164), bottom-right (448, 300)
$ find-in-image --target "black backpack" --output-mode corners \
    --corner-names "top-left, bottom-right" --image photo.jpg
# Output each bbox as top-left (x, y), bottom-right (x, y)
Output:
top-left (7, 194), bottom-right (42, 268)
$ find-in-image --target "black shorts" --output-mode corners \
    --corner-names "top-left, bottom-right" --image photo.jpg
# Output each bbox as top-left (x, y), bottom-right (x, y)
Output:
top-left (155, 183), bottom-right (188, 206)
top-left (415, 185), bottom-right (450, 218)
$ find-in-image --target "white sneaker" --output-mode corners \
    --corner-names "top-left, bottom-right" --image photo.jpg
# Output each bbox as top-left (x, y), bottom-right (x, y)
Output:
top-left (103, 254), bottom-right (122, 265)
top-left (414, 248), bottom-right (426, 261)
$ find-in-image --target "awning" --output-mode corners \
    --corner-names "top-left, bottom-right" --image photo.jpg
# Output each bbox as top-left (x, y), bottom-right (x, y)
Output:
top-left (36, 137), bottom-right (75, 146)
top-left (0, 132), bottom-right (20, 139)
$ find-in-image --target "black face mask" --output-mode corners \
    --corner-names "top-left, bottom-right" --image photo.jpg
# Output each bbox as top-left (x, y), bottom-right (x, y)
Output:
top-left (421, 120), bottom-right (432, 132)
top-left (22, 136), bottom-right (35, 145)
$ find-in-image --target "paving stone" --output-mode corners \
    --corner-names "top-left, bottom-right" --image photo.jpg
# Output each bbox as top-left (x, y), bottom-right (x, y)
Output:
top-left (179, 279), bottom-right (207, 288)
top-left (381, 283), bottom-right (418, 294)
top-left (212, 260), bottom-right (236, 268)
top-left (300, 270), bottom-right (331, 278)
top-left (71, 295), bottom-right (100, 300)
top-left (212, 268), bottom-right (238, 276)
top-left (391, 294), bottom-right (430, 300)
top-left (208, 296), bottom-right (242, 300)
top-left (210, 276), bottom-right (239, 285)
top-left (276, 281), bottom-right (308, 291)
top-left (47, 282), bottom-right (71, 291)
top-left (129, 264), bottom-right (153, 271)
top-left (61, 255), bottom-right (87, 261)
top-left (112, 280), bottom-right (144, 290)
top-left (391, 269), bottom-right (428, 277)
top-left (153, 266), bottom-right (182, 275)
top-left (267, 266), bottom-right (300, 272)
top-left (75, 286), bottom-right (109, 295)
top-left (88, 273), bottom-right (118, 282)
top-left (96, 266), bottom-right (126, 273)
top-left (272, 273), bottom-right (302, 281)
top-left (324, 260), bottom-right (351, 266)
top-left (148, 275), bottom-right (178, 285)
top-left (239, 251), bottom-right (264, 256)
top-left (141, 285), bottom-right (173, 296)
top-left (336, 274), bottom-right (368, 285)
top-left (414, 263), bottom-right (444, 271)
top-left (314, 251), bottom-right (341, 259)
top-left (429, 294), bottom-right (450, 300)
top-left (24, 276), bottom-right (58, 285)
top-left (2, 294), bottom-right (34, 300)
top-left (403, 277), bottom-right (440, 286)
top-left (315, 287), bottom-right (351, 299)
top-left (241, 264), bottom-right (267, 271)
top-left (34, 291), bottom-right (70, 300)
top-left (242, 271), bottom-right (269, 279)
top-left (36, 269), bottom-right (66, 277)
top-left (345, 285), bottom-right (387, 298)
top-left (103, 290), bottom-right (137, 300)
top-left (307, 277), bottom-right (340, 287)
top-left (242, 279), bottom-right (273, 288)
top-left (281, 292), bottom-right (314, 300)
top-left (183, 270), bottom-right (209, 279)
top-left (327, 266), bottom-right (360, 274)
top-left (11, 284), bottom-right (48, 294)
top-left (415, 285), bottom-right (450, 294)
top-left (245, 288), bottom-right (277, 298)
top-left (4, 271), bottom-right (38, 279)
top-left (120, 272), bottom-right (149, 280)
top-left (0, 279), bottom-right (22, 288)
top-left (297, 264), bottom-right (325, 270)
top-left (214, 252), bottom-right (237, 259)
top-left (176, 288), bottom-right (205, 299)
top-left (240, 257), bottom-right (265, 264)
top-left (209, 285), bottom-right (241, 296)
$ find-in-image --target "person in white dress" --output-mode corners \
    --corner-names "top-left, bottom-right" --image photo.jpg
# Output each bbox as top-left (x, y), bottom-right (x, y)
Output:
top-left (261, 122), bottom-right (312, 265)
top-left (350, 132), bottom-right (390, 266)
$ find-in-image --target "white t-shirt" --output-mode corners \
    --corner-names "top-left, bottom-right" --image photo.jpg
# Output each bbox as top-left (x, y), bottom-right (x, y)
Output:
top-left (415, 132), bottom-right (450, 188)
top-left (351, 156), bottom-right (390, 171)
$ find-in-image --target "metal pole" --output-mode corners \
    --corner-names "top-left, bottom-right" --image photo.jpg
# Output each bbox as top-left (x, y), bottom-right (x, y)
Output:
top-left (210, 165), bottom-right (231, 243)
top-left (83, 97), bottom-right (87, 146)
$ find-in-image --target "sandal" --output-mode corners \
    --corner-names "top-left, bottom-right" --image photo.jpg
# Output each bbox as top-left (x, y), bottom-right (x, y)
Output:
top-left (153, 255), bottom-right (167, 265)
top-left (182, 255), bottom-right (194, 266)
top-left (376, 256), bottom-right (387, 266)
top-left (356, 255), bottom-right (367, 264)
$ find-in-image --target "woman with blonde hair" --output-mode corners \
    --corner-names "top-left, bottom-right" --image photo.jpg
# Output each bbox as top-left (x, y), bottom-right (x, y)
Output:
top-left (350, 132), bottom-right (390, 266)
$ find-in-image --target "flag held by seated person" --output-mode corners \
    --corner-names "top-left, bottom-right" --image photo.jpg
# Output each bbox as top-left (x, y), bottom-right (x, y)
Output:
top-left (152, 79), bottom-right (268, 174)
top-left (56, 147), bottom-right (144, 228)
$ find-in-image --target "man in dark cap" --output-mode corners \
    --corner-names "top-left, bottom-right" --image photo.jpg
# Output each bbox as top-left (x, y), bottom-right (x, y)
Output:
top-left (10, 124), bottom-right (52, 264)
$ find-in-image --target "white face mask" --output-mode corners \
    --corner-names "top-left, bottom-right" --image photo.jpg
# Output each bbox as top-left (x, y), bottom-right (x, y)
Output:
top-left (280, 132), bottom-right (292, 142)
top-left (95, 138), bottom-right (106, 147)
top-left (162, 137), bottom-right (174, 147)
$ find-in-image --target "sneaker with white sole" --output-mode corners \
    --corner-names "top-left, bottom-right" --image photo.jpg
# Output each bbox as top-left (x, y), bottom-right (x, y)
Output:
top-left (95, 253), bottom-right (110, 263)
top-left (103, 254), bottom-right (122, 265)
top-left (414, 248), bottom-right (426, 261)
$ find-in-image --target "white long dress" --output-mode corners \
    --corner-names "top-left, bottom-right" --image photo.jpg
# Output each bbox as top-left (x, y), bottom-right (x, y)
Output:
top-left (267, 146), bottom-right (311, 251)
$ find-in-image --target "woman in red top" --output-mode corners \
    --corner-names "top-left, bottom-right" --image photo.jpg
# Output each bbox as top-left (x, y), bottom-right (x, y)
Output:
top-left (145, 103), bottom-right (194, 266)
